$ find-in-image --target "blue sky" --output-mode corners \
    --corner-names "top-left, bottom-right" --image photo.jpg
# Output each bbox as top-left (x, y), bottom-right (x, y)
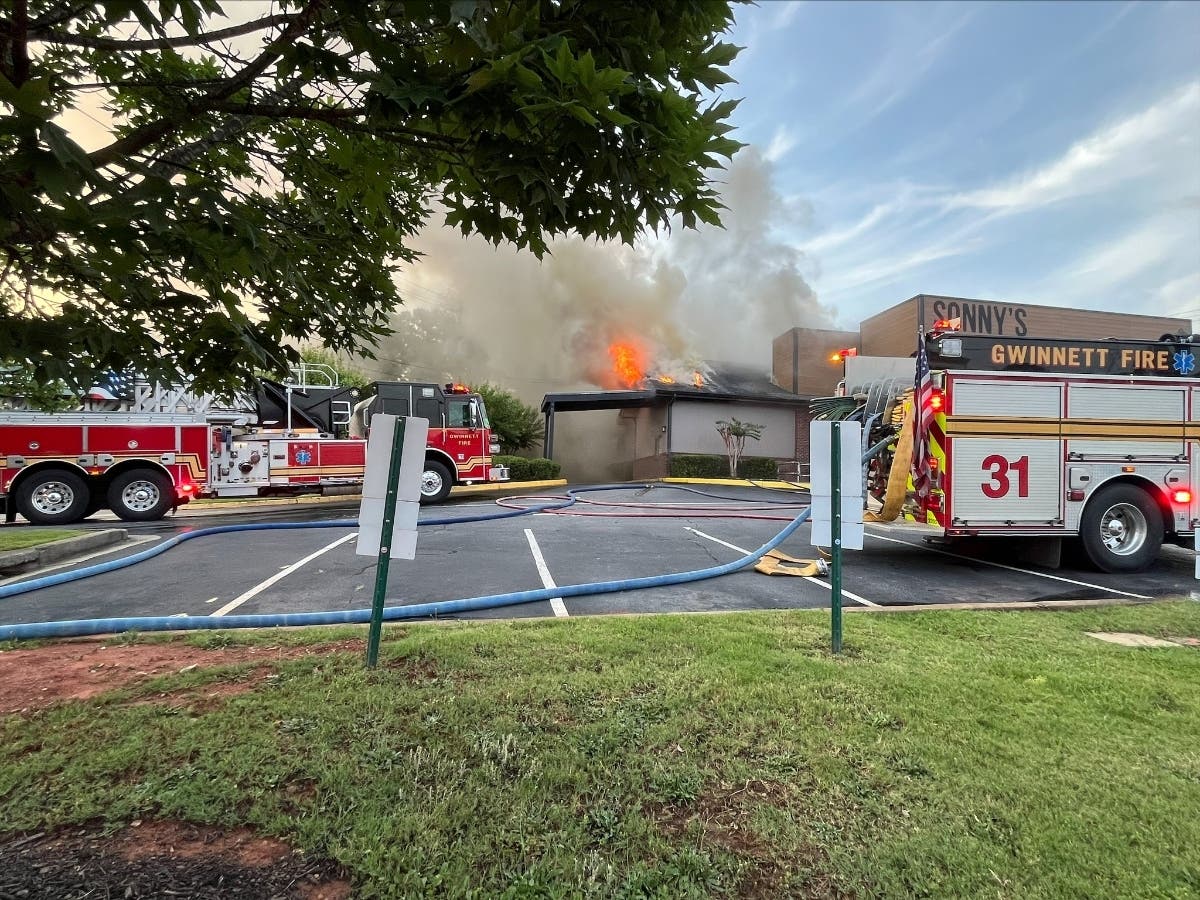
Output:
top-left (722, 0), bottom-right (1200, 329)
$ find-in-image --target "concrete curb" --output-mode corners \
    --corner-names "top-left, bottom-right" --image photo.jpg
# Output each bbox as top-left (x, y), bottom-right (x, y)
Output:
top-left (0, 529), bottom-right (128, 576)
top-left (660, 477), bottom-right (810, 491)
top-left (177, 480), bottom-right (570, 518)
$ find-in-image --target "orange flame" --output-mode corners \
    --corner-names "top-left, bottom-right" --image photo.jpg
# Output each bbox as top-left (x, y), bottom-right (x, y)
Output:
top-left (658, 375), bottom-right (676, 384)
top-left (692, 371), bottom-right (704, 388)
top-left (608, 342), bottom-right (646, 388)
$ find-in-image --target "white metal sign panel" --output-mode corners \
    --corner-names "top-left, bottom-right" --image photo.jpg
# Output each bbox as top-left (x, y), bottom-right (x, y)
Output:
top-left (809, 420), bottom-right (863, 550)
top-left (1067, 385), bottom-right (1184, 458)
top-left (356, 500), bottom-right (420, 560)
top-left (360, 415), bottom-right (430, 502)
top-left (810, 494), bottom-right (865, 524)
top-left (950, 438), bottom-right (1061, 523)
top-left (952, 380), bottom-right (1062, 418)
top-left (356, 415), bottom-right (429, 559)
top-left (809, 421), bottom-right (863, 498)
top-left (811, 520), bottom-right (865, 550)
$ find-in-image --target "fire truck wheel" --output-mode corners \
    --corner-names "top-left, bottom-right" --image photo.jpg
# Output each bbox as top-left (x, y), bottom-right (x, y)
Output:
top-left (1079, 483), bottom-right (1164, 573)
top-left (16, 470), bottom-right (91, 525)
top-left (419, 460), bottom-right (453, 504)
top-left (107, 469), bottom-right (174, 521)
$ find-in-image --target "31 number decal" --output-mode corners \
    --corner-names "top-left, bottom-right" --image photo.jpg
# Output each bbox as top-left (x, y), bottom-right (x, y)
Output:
top-left (981, 455), bottom-right (1029, 498)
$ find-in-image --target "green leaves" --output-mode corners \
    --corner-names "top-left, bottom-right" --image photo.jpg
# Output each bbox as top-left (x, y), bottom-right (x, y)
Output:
top-left (2, 0), bottom-right (748, 398)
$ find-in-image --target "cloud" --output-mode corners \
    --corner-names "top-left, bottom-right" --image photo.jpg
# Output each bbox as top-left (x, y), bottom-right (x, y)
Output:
top-left (764, 126), bottom-right (798, 162)
top-left (948, 80), bottom-right (1200, 212)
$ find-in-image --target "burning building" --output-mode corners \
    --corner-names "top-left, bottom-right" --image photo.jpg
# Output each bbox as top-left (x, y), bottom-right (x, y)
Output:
top-left (543, 336), bottom-right (807, 480)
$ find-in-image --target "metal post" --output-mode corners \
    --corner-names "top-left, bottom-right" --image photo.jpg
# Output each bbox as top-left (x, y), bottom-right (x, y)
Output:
top-left (831, 420), bottom-right (843, 654)
top-left (366, 416), bottom-right (406, 668)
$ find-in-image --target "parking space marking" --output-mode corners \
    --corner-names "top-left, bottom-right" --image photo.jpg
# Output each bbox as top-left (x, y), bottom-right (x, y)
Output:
top-left (212, 532), bottom-right (358, 617)
top-left (864, 531), bottom-right (1152, 600)
top-left (684, 527), bottom-right (880, 607)
top-left (524, 529), bottom-right (567, 617)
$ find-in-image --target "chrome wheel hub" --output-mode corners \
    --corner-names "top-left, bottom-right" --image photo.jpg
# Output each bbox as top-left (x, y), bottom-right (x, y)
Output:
top-left (32, 482), bottom-right (74, 515)
top-left (1100, 502), bottom-right (1147, 556)
top-left (121, 480), bottom-right (161, 512)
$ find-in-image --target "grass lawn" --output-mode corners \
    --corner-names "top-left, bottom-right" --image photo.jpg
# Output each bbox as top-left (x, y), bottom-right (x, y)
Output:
top-left (2, 603), bottom-right (1199, 898)
top-left (0, 529), bottom-right (82, 552)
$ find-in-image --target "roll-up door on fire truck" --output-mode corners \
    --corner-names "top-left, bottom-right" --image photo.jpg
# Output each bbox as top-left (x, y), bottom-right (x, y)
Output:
top-left (1066, 385), bottom-right (1185, 459)
top-left (948, 380), bottom-right (1062, 525)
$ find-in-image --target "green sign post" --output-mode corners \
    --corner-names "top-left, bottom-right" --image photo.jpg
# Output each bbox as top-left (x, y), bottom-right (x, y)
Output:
top-left (366, 416), bottom-right (406, 669)
top-left (830, 420), bottom-right (843, 654)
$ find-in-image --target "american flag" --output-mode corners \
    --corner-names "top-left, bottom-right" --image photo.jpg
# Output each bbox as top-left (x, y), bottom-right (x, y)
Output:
top-left (911, 331), bottom-right (934, 498)
top-left (88, 370), bottom-right (137, 401)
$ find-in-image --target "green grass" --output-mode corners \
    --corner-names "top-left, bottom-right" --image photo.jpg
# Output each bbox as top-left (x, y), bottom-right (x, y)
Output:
top-left (3, 603), bottom-right (1199, 898)
top-left (0, 529), bottom-right (82, 552)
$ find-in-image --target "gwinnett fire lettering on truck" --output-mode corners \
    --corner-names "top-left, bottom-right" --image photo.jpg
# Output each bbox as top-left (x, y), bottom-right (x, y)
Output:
top-left (841, 329), bottom-right (1198, 573)
top-left (0, 380), bottom-right (508, 525)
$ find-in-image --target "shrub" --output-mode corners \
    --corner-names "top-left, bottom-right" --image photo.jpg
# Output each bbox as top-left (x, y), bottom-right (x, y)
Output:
top-left (493, 455), bottom-right (561, 482)
top-left (669, 454), bottom-right (778, 480)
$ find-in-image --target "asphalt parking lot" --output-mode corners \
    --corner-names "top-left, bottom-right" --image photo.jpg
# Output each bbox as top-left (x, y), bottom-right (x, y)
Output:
top-left (1, 484), bottom-right (1196, 630)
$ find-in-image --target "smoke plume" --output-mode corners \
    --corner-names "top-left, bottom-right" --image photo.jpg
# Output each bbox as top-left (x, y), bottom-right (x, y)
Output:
top-left (357, 147), bottom-right (832, 478)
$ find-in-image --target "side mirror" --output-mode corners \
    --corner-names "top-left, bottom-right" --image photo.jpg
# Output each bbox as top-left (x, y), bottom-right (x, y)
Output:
top-left (468, 398), bottom-right (481, 429)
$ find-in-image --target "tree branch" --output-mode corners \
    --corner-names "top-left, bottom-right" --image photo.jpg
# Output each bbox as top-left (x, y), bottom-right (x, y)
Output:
top-left (10, 0), bottom-right (29, 86)
top-left (32, 14), bottom-right (298, 50)
top-left (86, 0), bottom-right (326, 171)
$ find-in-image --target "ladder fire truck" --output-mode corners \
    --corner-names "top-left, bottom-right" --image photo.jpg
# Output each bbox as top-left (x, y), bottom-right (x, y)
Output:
top-left (830, 327), bottom-right (1199, 573)
top-left (0, 373), bottom-right (507, 525)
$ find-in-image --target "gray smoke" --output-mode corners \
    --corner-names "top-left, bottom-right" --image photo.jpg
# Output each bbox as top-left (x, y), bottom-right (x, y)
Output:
top-left (354, 147), bottom-right (832, 479)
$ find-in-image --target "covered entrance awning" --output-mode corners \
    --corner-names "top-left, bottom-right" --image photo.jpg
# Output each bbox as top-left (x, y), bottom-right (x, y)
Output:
top-left (539, 390), bottom-right (657, 458)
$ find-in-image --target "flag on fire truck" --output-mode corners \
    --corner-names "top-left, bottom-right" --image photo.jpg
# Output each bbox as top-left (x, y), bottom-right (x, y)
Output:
top-left (911, 331), bottom-right (934, 498)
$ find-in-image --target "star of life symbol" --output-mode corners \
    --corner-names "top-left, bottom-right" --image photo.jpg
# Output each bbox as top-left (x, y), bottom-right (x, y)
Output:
top-left (1173, 349), bottom-right (1196, 376)
top-left (295, 449), bottom-right (312, 465)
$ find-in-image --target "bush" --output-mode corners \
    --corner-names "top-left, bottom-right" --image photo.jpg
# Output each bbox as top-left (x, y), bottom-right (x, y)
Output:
top-left (669, 454), bottom-right (778, 480)
top-left (494, 455), bottom-right (562, 482)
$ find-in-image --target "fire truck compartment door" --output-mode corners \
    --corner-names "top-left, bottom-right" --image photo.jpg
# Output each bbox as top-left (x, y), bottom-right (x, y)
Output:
top-left (1067, 385), bottom-right (1185, 459)
top-left (951, 439), bottom-right (1062, 524)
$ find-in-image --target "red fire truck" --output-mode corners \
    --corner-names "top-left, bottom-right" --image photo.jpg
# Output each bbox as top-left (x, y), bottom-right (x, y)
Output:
top-left (854, 329), bottom-right (1198, 572)
top-left (0, 381), bottom-right (507, 525)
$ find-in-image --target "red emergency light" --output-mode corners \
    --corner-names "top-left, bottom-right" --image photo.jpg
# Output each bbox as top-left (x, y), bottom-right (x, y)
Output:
top-left (444, 383), bottom-right (471, 394)
top-left (830, 348), bottom-right (858, 363)
top-left (931, 317), bottom-right (962, 332)
top-left (1173, 489), bottom-right (1192, 504)
top-left (930, 389), bottom-right (945, 412)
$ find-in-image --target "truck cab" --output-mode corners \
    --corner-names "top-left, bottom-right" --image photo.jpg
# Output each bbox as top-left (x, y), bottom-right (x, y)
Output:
top-left (350, 382), bottom-right (507, 502)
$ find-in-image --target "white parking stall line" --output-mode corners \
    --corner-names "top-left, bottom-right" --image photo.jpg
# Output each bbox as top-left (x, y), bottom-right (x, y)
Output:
top-left (212, 532), bottom-right (357, 617)
top-left (864, 531), bottom-right (1152, 600)
top-left (524, 529), bottom-right (568, 617)
top-left (683, 527), bottom-right (880, 607)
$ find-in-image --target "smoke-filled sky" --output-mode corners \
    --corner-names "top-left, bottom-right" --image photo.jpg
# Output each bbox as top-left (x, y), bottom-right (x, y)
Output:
top-left (52, 1), bottom-right (1200, 399)
top-left (360, 147), bottom-right (832, 402)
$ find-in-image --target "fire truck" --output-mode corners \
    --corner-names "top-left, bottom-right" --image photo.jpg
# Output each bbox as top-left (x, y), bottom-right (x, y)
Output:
top-left (836, 328), bottom-right (1199, 573)
top-left (0, 379), bottom-right (507, 525)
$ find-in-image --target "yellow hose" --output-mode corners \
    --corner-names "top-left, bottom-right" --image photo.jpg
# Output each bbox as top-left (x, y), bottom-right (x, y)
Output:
top-left (865, 399), bottom-right (914, 524)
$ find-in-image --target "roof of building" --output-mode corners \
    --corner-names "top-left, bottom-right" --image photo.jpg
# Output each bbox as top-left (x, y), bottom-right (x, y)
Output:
top-left (541, 364), bottom-right (806, 414)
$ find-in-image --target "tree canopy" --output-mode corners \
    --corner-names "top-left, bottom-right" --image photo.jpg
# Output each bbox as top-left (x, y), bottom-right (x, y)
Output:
top-left (473, 382), bottom-right (543, 453)
top-left (0, 0), bottom-right (744, 398)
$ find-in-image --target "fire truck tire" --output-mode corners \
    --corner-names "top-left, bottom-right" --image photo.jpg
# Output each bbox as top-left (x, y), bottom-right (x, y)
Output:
top-left (16, 470), bottom-right (91, 525)
top-left (107, 469), bottom-right (174, 521)
top-left (419, 460), bottom-right (454, 504)
top-left (1079, 483), bottom-right (1163, 573)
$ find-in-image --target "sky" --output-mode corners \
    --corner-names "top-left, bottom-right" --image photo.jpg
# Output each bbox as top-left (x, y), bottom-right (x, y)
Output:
top-left (722, 0), bottom-right (1200, 329)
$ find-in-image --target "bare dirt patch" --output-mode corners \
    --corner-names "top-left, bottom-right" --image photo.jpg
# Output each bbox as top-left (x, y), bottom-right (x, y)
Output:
top-left (649, 778), bottom-right (849, 899)
top-left (0, 820), bottom-right (351, 899)
top-left (0, 639), bottom-right (365, 713)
